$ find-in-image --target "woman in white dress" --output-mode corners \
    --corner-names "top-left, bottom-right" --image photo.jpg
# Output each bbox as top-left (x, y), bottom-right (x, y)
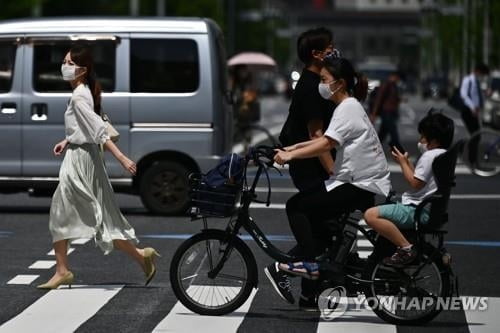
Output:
top-left (37, 46), bottom-right (159, 289)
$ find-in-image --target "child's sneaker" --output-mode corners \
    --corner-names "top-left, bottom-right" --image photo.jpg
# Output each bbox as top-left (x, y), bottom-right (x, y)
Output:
top-left (383, 246), bottom-right (417, 266)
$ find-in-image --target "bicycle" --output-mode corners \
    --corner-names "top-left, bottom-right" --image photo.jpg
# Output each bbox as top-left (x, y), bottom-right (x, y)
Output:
top-left (462, 128), bottom-right (500, 177)
top-left (169, 144), bottom-right (460, 325)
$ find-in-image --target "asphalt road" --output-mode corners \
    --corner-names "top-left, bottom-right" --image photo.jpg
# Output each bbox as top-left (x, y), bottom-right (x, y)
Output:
top-left (0, 94), bottom-right (499, 333)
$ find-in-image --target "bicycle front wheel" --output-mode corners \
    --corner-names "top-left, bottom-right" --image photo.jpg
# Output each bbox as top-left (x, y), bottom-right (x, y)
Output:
top-left (169, 229), bottom-right (258, 315)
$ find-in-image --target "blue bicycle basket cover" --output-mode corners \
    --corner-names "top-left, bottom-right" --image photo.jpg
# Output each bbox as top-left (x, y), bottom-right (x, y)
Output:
top-left (202, 153), bottom-right (245, 187)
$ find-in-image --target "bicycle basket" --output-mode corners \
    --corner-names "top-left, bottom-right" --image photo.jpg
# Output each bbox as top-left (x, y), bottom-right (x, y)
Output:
top-left (188, 173), bottom-right (242, 217)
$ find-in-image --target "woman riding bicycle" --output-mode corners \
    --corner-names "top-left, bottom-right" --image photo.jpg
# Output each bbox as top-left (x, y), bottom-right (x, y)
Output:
top-left (265, 55), bottom-right (392, 305)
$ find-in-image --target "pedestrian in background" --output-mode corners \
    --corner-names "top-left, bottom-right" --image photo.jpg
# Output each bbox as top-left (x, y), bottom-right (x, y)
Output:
top-left (459, 63), bottom-right (490, 165)
top-left (371, 71), bottom-right (404, 152)
top-left (37, 46), bottom-right (159, 289)
top-left (273, 27), bottom-right (336, 310)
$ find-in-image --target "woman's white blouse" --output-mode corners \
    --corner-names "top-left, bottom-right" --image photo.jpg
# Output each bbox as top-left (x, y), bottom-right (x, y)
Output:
top-left (65, 84), bottom-right (109, 145)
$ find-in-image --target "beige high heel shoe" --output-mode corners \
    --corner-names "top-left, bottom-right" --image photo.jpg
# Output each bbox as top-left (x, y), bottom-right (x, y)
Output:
top-left (143, 247), bottom-right (161, 286)
top-left (37, 271), bottom-right (74, 290)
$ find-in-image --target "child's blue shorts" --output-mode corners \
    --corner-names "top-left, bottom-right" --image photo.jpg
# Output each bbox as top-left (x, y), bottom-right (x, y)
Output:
top-left (378, 202), bottom-right (430, 229)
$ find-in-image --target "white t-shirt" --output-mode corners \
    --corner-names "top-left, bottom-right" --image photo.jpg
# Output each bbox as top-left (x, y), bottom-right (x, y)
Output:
top-left (324, 97), bottom-right (392, 196)
top-left (65, 84), bottom-right (110, 145)
top-left (401, 148), bottom-right (446, 206)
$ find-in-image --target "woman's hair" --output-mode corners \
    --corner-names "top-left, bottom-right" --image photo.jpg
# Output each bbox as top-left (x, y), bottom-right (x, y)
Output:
top-left (418, 109), bottom-right (455, 149)
top-left (297, 27), bottom-right (333, 65)
top-left (69, 45), bottom-right (102, 115)
top-left (322, 56), bottom-right (368, 102)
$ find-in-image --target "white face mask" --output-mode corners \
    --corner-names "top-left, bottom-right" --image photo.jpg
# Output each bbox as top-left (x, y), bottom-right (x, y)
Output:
top-left (61, 64), bottom-right (85, 81)
top-left (318, 81), bottom-right (341, 100)
top-left (417, 142), bottom-right (428, 154)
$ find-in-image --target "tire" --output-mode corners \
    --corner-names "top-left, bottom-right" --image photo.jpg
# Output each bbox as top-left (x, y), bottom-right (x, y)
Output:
top-left (170, 229), bottom-right (258, 316)
top-left (363, 244), bottom-right (451, 325)
top-left (139, 161), bottom-right (191, 215)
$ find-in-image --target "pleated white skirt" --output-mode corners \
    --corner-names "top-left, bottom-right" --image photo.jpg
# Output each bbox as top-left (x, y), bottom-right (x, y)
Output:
top-left (49, 143), bottom-right (138, 254)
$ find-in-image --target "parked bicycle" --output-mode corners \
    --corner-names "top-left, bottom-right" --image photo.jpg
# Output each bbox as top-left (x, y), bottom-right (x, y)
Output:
top-left (169, 144), bottom-right (461, 325)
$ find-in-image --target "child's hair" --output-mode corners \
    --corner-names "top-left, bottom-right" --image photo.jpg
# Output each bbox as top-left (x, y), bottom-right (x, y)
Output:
top-left (297, 27), bottom-right (333, 65)
top-left (417, 109), bottom-right (455, 149)
top-left (322, 56), bottom-right (368, 102)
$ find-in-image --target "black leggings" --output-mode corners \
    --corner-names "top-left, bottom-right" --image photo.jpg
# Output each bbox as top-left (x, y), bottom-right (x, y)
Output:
top-left (286, 183), bottom-right (375, 260)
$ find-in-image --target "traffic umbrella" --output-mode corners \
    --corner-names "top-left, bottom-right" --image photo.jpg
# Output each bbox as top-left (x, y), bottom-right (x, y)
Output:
top-left (228, 52), bottom-right (277, 68)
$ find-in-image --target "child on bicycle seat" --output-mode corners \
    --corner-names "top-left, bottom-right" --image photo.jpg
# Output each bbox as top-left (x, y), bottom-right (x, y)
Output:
top-left (364, 110), bottom-right (454, 266)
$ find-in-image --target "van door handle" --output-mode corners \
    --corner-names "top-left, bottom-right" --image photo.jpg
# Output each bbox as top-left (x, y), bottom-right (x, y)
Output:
top-left (1, 102), bottom-right (17, 115)
top-left (31, 103), bottom-right (48, 121)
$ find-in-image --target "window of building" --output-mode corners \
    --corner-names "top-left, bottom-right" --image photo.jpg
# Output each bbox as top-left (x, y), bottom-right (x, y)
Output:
top-left (0, 41), bottom-right (17, 93)
top-left (130, 39), bottom-right (199, 93)
top-left (33, 41), bottom-right (116, 92)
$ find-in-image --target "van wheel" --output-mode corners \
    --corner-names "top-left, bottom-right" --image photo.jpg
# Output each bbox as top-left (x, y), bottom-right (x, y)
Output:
top-left (139, 161), bottom-right (190, 215)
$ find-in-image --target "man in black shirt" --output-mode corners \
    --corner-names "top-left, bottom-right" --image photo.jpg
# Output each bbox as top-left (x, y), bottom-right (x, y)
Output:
top-left (269, 27), bottom-right (335, 310)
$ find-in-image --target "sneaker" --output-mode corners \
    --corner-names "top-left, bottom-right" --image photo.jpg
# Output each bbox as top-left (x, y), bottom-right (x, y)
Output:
top-left (298, 294), bottom-right (318, 311)
top-left (383, 246), bottom-right (417, 267)
top-left (264, 262), bottom-right (295, 304)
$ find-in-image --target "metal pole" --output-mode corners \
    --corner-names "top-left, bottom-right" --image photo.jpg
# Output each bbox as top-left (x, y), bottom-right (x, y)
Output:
top-left (483, 0), bottom-right (490, 64)
top-left (130, 0), bottom-right (139, 16)
top-left (156, 0), bottom-right (166, 16)
top-left (462, 0), bottom-right (469, 74)
top-left (228, 0), bottom-right (236, 56)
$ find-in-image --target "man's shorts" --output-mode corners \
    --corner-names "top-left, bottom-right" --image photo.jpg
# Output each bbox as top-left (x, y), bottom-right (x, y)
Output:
top-left (378, 202), bottom-right (429, 230)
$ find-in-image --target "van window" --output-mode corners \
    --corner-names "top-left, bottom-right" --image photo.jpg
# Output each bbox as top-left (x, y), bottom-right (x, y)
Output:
top-left (33, 41), bottom-right (116, 92)
top-left (0, 41), bottom-right (16, 93)
top-left (130, 39), bottom-right (199, 93)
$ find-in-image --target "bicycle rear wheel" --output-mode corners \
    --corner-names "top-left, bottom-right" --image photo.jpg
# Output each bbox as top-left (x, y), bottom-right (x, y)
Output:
top-left (364, 244), bottom-right (450, 325)
top-left (170, 229), bottom-right (258, 315)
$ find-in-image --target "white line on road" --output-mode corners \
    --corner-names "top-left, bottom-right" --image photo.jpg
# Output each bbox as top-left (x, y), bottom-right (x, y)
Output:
top-left (28, 260), bottom-right (56, 269)
top-left (358, 251), bottom-right (372, 259)
top-left (465, 297), bottom-right (500, 333)
top-left (48, 248), bottom-right (74, 256)
top-left (152, 287), bottom-right (258, 333)
top-left (357, 240), bottom-right (373, 248)
top-left (7, 275), bottom-right (40, 285)
top-left (317, 301), bottom-right (397, 333)
top-left (0, 285), bottom-right (123, 333)
top-left (71, 238), bottom-right (91, 245)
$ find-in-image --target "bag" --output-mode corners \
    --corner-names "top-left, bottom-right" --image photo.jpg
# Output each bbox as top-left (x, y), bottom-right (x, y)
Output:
top-left (202, 153), bottom-right (245, 187)
top-left (448, 79), bottom-right (471, 112)
top-left (102, 113), bottom-right (120, 142)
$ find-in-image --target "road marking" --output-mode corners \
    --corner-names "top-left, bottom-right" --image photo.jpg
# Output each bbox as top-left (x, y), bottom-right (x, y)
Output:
top-left (48, 248), bottom-right (75, 256)
top-left (71, 238), bottom-right (91, 245)
top-left (29, 260), bottom-right (56, 269)
top-left (465, 297), bottom-right (500, 333)
top-left (152, 287), bottom-right (257, 333)
top-left (0, 285), bottom-right (123, 333)
top-left (317, 301), bottom-right (397, 333)
top-left (357, 240), bottom-right (373, 248)
top-left (358, 251), bottom-right (372, 259)
top-left (7, 275), bottom-right (40, 285)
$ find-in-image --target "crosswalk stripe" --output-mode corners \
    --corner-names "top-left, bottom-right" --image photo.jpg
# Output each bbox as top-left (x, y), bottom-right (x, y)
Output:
top-left (465, 296), bottom-right (500, 333)
top-left (0, 285), bottom-right (123, 333)
top-left (28, 260), bottom-right (56, 269)
top-left (358, 251), bottom-right (371, 259)
top-left (71, 238), bottom-right (91, 245)
top-left (317, 301), bottom-right (397, 333)
top-left (6, 275), bottom-right (40, 285)
top-left (152, 287), bottom-right (258, 333)
top-left (357, 240), bottom-right (373, 248)
top-left (48, 248), bottom-right (74, 256)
